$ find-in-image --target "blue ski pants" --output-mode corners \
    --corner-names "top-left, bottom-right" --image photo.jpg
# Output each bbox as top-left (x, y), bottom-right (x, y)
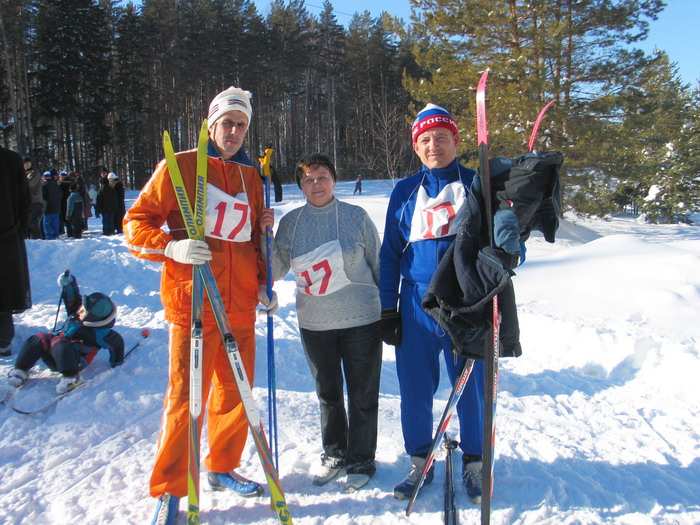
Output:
top-left (396, 279), bottom-right (484, 457)
top-left (43, 214), bottom-right (59, 240)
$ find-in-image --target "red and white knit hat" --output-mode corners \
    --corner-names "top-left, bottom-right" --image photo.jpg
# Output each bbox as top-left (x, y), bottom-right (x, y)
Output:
top-left (207, 86), bottom-right (253, 127)
top-left (411, 103), bottom-right (459, 142)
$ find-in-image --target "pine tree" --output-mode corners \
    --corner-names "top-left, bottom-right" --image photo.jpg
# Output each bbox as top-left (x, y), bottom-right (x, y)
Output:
top-left (139, 0), bottom-right (184, 150)
top-left (265, 0), bottom-right (313, 173)
top-left (609, 51), bottom-right (695, 223)
top-left (402, 0), bottom-right (666, 182)
top-left (308, 1), bottom-right (346, 167)
top-left (112, 2), bottom-right (151, 188)
top-left (679, 86), bottom-right (700, 219)
top-left (0, 0), bottom-right (34, 154)
top-left (30, 0), bottom-right (113, 170)
top-left (344, 12), bottom-right (402, 176)
top-left (77, 0), bottom-right (113, 169)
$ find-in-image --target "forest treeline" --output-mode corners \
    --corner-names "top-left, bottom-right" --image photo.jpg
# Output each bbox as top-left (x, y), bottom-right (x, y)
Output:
top-left (1, 0), bottom-right (698, 222)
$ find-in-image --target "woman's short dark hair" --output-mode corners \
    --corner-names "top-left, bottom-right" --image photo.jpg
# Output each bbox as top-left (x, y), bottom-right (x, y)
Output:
top-left (295, 153), bottom-right (337, 188)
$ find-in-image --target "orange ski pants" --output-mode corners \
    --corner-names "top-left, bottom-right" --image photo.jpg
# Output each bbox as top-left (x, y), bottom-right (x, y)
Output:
top-left (149, 310), bottom-right (256, 498)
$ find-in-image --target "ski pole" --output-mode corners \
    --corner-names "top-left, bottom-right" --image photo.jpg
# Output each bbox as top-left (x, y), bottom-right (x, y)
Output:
top-left (444, 434), bottom-right (458, 525)
top-left (53, 269), bottom-right (70, 331)
top-left (123, 328), bottom-right (151, 360)
top-left (260, 147), bottom-right (279, 470)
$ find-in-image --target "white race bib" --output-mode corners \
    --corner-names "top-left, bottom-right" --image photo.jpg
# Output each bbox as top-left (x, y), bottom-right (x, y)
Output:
top-left (291, 239), bottom-right (352, 296)
top-left (409, 181), bottom-right (467, 242)
top-left (205, 183), bottom-right (252, 243)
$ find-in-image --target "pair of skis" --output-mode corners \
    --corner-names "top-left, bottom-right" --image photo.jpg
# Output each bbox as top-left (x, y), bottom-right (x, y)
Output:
top-left (162, 124), bottom-right (291, 524)
top-left (2, 378), bottom-right (86, 415)
top-left (480, 88), bottom-right (556, 523)
top-left (406, 71), bottom-right (556, 523)
top-left (163, 121), bottom-right (208, 525)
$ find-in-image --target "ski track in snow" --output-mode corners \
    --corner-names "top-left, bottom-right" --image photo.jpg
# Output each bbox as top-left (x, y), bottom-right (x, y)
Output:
top-left (1, 181), bottom-right (699, 524)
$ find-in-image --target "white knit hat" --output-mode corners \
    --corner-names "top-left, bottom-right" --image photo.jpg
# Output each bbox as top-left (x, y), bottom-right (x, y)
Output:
top-left (207, 86), bottom-right (253, 128)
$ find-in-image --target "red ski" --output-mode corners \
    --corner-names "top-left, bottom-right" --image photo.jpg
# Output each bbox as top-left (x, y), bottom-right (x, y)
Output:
top-left (476, 68), bottom-right (499, 525)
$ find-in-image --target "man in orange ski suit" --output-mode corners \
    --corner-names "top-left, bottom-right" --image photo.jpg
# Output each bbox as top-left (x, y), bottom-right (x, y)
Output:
top-left (124, 87), bottom-right (277, 519)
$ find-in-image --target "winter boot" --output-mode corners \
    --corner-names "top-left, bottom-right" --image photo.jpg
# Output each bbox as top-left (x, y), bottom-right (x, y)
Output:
top-left (208, 470), bottom-right (263, 497)
top-left (7, 368), bottom-right (28, 388)
top-left (393, 455), bottom-right (435, 500)
top-left (312, 454), bottom-right (345, 486)
top-left (0, 345), bottom-right (10, 357)
top-left (151, 493), bottom-right (179, 525)
top-left (344, 458), bottom-right (376, 492)
top-left (462, 456), bottom-right (483, 504)
top-left (345, 473), bottom-right (371, 493)
top-left (56, 374), bottom-right (84, 395)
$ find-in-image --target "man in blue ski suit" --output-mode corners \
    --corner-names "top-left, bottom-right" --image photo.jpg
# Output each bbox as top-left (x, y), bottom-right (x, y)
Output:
top-left (380, 103), bottom-right (485, 503)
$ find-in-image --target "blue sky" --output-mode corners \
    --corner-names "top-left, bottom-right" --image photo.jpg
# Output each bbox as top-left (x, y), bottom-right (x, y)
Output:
top-left (637, 0), bottom-right (700, 86)
top-left (254, 0), bottom-right (699, 87)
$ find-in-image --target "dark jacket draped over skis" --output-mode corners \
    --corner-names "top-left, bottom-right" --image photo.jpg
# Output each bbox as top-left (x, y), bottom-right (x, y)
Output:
top-left (421, 151), bottom-right (563, 360)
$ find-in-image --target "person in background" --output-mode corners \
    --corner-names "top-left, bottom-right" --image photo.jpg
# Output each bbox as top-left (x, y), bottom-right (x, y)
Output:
top-left (88, 183), bottom-right (99, 218)
top-left (0, 146), bottom-right (32, 357)
top-left (97, 176), bottom-right (117, 235)
top-left (268, 153), bottom-right (382, 492)
top-left (6, 272), bottom-right (123, 394)
top-left (108, 172), bottom-right (126, 234)
top-left (66, 182), bottom-right (85, 239)
top-left (379, 103), bottom-right (486, 503)
top-left (41, 171), bottom-right (61, 240)
top-left (58, 171), bottom-right (73, 237)
top-left (259, 145), bottom-right (283, 202)
top-left (25, 157), bottom-right (44, 239)
top-left (353, 174), bottom-right (362, 195)
top-left (123, 86), bottom-right (278, 524)
top-left (73, 172), bottom-right (92, 231)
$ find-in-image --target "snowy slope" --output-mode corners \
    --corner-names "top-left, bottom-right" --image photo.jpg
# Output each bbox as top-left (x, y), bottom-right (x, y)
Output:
top-left (0, 180), bottom-right (698, 524)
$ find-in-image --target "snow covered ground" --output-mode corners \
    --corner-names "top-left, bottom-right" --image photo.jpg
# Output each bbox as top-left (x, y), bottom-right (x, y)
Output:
top-left (1, 180), bottom-right (698, 524)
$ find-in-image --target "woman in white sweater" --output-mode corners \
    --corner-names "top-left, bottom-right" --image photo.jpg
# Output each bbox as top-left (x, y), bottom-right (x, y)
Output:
top-left (270, 153), bottom-right (381, 492)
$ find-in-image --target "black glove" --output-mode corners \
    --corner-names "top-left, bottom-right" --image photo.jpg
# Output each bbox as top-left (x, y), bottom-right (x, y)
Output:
top-left (381, 309), bottom-right (402, 347)
top-left (483, 246), bottom-right (519, 270)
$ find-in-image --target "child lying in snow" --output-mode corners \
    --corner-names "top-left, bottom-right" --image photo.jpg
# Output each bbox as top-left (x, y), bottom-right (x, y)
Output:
top-left (7, 272), bottom-right (124, 394)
